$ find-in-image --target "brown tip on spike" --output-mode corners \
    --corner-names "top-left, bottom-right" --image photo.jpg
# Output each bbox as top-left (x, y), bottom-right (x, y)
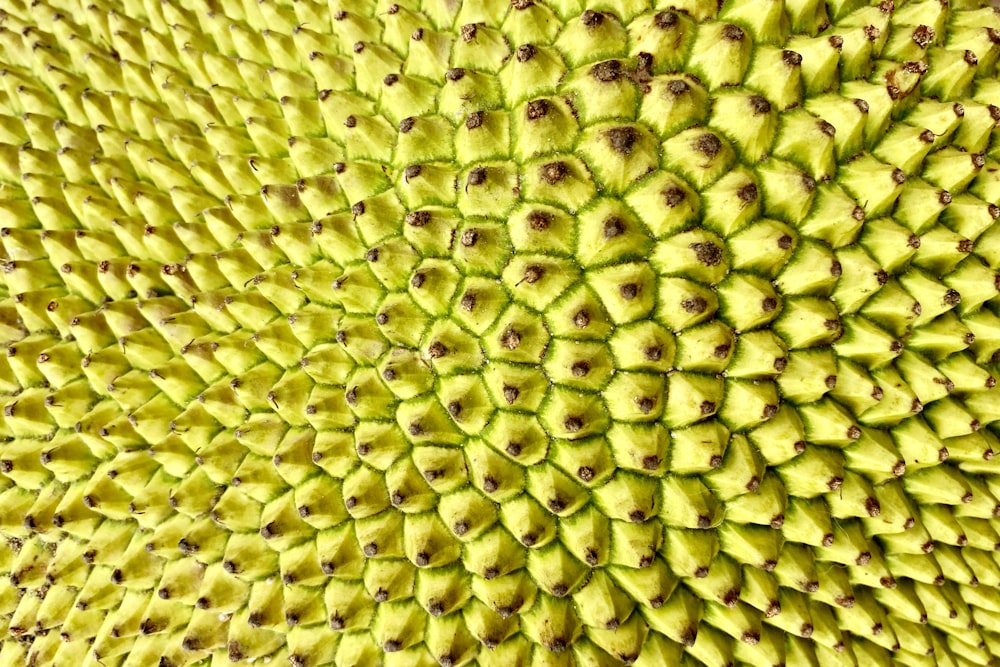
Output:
top-left (690, 241), bottom-right (723, 266)
top-left (603, 216), bottom-right (625, 238)
top-left (466, 110), bottom-right (484, 129)
top-left (782, 50), bottom-right (802, 66)
top-left (528, 210), bottom-right (552, 231)
top-left (667, 79), bottom-right (690, 96)
top-left (912, 25), bottom-right (934, 49)
top-left (466, 167), bottom-right (486, 187)
top-left (682, 296), bottom-right (707, 314)
top-left (582, 10), bottom-right (604, 26)
top-left (540, 161), bottom-right (569, 185)
top-left (694, 133), bottom-right (722, 158)
top-left (591, 59), bottom-right (622, 82)
top-left (516, 44), bottom-right (536, 62)
top-left (737, 183), bottom-right (758, 203)
top-left (721, 24), bottom-right (744, 41)
top-left (662, 185), bottom-right (687, 207)
top-left (500, 327), bottom-right (521, 350)
top-left (605, 126), bottom-right (639, 155)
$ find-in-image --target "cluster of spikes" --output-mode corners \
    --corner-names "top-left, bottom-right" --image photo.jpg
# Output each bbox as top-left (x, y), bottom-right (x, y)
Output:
top-left (1, 0), bottom-right (1000, 665)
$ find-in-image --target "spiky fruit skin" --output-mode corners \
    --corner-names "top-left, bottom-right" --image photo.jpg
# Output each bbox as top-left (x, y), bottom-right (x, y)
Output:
top-left (1, 0), bottom-right (1000, 665)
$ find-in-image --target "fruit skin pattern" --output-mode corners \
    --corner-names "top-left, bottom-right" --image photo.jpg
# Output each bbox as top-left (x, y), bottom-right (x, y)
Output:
top-left (1, 0), bottom-right (1000, 665)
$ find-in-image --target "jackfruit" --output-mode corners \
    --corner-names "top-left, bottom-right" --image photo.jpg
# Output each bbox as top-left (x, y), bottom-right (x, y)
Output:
top-left (1, 0), bottom-right (1000, 666)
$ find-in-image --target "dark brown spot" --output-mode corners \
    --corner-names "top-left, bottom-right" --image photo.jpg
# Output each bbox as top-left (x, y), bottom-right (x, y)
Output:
top-left (527, 210), bottom-right (552, 231)
top-left (516, 44), bottom-right (536, 62)
top-left (500, 327), bottom-right (521, 350)
top-left (722, 24), bottom-right (744, 41)
top-left (783, 50), bottom-right (802, 66)
top-left (521, 265), bottom-right (544, 284)
top-left (737, 183), bottom-right (758, 203)
top-left (682, 296), bottom-right (707, 313)
top-left (406, 210), bottom-right (430, 227)
top-left (591, 60), bottom-right (622, 82)
top-left (526, 99), bottom-right (549, 120)
top-left (466, 110), bottom-right (484, 129)
top-left (460, 292), bottom-right (476, 311)
top-left (865, 497), bottom-right (881, 516)
top-left (690, 242), bottom-right (723, 266)
top-left (749, 95), bottom-right (771, 115)
top-left (445, 68), bottom-right (465, 81)
top-left (466, 167), bottom-right (486, 187)
top-left (461, 229), bottom-right (479, 247)
top-left (603, 216), bottom-right (625, 238)
top-left (577, 466), bottom-right (595, 481)
top-left (667, 79), bottom-right (690, 96)
top-left (606, 126), bottom-right (639, 155)
top-left (540, 161), bottom-right (569, 185)
top-left (694, 133), bottom-right (722, 159)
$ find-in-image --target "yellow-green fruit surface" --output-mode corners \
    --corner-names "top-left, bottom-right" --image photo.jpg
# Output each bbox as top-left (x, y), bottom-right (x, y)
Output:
top-left (1, 0), bottom-right (1000, 665)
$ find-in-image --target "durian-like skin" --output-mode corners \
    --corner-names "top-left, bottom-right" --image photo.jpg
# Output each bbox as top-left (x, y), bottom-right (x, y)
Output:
top-left (1, 0), bottom-right (1000, 665)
